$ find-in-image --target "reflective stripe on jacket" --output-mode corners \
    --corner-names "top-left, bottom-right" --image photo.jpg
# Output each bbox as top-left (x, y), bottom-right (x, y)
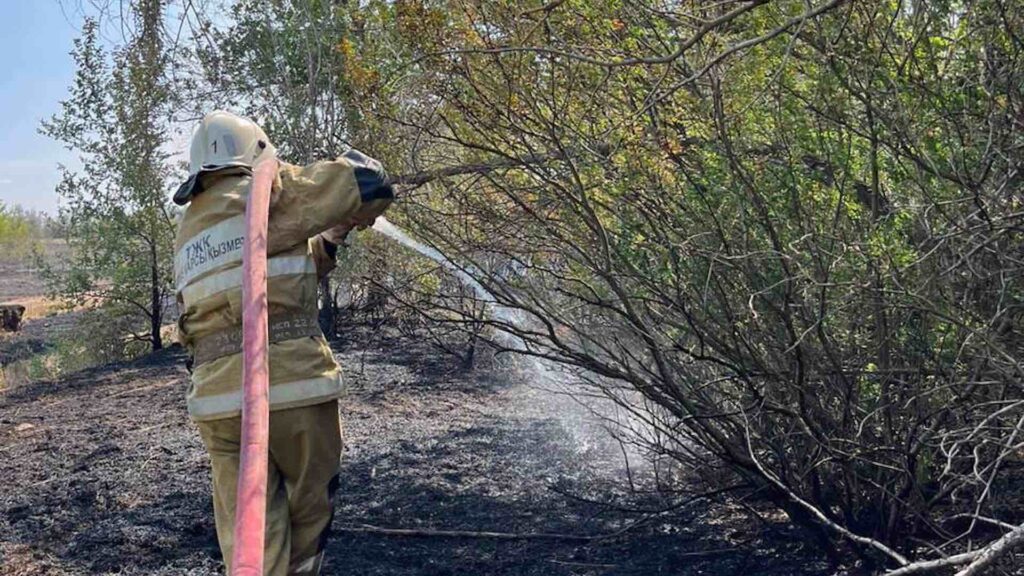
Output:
top-left (174, 157), bottom-right (388, 421)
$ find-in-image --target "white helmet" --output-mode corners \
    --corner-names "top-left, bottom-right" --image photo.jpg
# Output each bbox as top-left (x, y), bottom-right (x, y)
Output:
top-left (174, 111), bottom-right (277, 205)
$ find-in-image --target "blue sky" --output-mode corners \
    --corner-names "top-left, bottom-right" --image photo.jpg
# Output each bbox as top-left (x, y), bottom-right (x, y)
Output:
top-left (0, 1), bottom-right (82, 214)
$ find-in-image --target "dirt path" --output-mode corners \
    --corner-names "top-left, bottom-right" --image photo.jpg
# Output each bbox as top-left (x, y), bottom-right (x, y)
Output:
top-left (0, 327), bottom-right (831, 575)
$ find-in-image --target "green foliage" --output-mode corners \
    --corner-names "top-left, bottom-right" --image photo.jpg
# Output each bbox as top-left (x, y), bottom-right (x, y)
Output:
top-left (307, 0), bottom-right (1022, 559)
top-left (40, 3), bottom-right (177, 353)
top-left (193, 0), bottom-right (363, 162)
top-left (0, 202), bottom-right (31, 244)
top-left (0, 202), bottom-right (48, 261)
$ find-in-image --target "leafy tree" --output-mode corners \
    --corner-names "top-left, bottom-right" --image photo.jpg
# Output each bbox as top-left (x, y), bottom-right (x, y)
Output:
top-left (188, 0), bottom-right (375, 337)
top-left (41, 1), bottom-right (176, 353)
top-left (0, 202), bottom-right (37, 260)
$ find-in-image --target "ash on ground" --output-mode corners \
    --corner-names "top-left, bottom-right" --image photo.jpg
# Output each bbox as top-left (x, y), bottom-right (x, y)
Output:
top-left (1, 325), bottom-right (834, 575)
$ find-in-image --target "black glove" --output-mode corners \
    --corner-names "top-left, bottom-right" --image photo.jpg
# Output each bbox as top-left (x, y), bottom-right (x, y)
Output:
top-left (342, 149), bottom-right (395, 203)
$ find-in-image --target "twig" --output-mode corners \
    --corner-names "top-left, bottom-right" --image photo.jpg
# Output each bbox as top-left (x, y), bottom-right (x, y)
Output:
top-left (741, 416), bottom-right (910, 566)
top-left (944, 513), bottom-right (1019, 532)
top-left (427, 0), bottom-right (771, 68)
top-left (107, 378), bottom-right (177, 398)
top-left (883, 551), bottom-right (982, 576)
top-left (520, 0), bottom-right (568, 17)
top-left (341, 481), bottom-right (739, 547)
top-left (954, 523), bottom-right (1024, 576)
top-left (547, 481), bottom-right (746, 514)
top-left (388, 151), bottom-right (564, 188)
top-left (548, 559), bottom-right (617, 569)
top-left (673, 548), bottom-right (736, 558)
top-left (336, 523), bottom-right (595, 542)
top-left (127, 421), bottom-right (173, 434)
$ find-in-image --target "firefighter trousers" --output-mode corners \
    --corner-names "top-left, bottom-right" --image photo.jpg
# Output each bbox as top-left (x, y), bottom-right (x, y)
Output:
top-left (196, 400), bottom-right (342, 575)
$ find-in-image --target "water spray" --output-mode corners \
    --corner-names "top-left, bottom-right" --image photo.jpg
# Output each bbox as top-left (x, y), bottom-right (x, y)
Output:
top-left (371, 217), bottom-right (646, 465)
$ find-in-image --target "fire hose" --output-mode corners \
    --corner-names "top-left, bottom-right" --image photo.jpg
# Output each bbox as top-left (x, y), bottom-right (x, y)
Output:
top-left (231, 158), bottom-right (275, 576)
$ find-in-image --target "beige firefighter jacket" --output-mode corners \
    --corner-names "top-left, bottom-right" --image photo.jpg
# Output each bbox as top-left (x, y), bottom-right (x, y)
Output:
top-left (174, 157), bottom-right (390, 421)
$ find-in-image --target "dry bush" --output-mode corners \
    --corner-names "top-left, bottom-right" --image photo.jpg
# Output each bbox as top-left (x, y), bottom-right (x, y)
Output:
top-left (373, 2), bottom-right (1024, 572)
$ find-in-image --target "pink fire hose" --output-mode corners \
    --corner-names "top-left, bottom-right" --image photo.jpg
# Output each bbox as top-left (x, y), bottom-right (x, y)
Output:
top-left (231, 158), bottom-right (277, 575)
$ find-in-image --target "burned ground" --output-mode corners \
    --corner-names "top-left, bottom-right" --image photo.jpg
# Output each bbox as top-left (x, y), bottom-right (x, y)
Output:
top-left (1, 325), bottom-right (835, 575)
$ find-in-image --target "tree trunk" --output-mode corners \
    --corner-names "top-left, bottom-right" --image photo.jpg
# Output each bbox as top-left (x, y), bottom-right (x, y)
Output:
top-left (150, 239), bottom-right (163, 351)
top-left (318, 276), bottom-right (336, 341)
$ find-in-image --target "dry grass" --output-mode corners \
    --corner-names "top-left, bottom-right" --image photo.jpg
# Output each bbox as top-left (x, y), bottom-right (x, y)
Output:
top-left (5, 297), bottom-right (59, 321)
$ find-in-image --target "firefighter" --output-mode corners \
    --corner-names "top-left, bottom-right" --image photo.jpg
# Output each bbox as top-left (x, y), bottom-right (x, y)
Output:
top-left (172, 110), bottom-right (393, 575)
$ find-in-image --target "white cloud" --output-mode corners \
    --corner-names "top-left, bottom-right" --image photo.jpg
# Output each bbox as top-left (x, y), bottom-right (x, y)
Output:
top-left (0, 178), bottom-right (13, 185)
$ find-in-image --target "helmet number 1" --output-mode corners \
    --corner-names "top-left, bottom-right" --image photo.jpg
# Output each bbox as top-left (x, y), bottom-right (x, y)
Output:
top-left (211, 140), bottom-right (218, 154)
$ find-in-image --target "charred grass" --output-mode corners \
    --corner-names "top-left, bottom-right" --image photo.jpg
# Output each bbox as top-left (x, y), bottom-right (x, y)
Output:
top-left (1, 326), bottom-right (833, 575)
